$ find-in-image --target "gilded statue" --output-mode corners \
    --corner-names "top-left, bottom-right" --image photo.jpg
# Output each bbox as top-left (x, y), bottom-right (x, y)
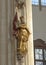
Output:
top-left (13, 0), bottom-right (30, 60)
top-left (17, 24), bottom-right (30, 57)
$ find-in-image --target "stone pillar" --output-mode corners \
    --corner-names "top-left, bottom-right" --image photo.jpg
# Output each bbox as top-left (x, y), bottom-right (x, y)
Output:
top-left (11, 0), bottom-right (16, 65)
top-left (0, 0), bottom-right (8, 65)
top-left (11, 0), bottom-right (34, 65)
top-left (26, 0), bottom-right (34, 65)
top-left (0, 0), bottom-right (15, 65)
top-left (12, 0), bottom-right (34, 65)
top-left (0, 1), bottom-right (2, 64)
top-left (8, 0), bottom-right (12, 65)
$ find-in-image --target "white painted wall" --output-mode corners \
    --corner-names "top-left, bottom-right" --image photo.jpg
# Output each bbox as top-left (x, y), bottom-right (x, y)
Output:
top-left (32, 5), bottom-right (46, 41)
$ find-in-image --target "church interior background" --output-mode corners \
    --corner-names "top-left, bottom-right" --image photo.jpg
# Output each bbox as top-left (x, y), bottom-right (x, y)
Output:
top-left (0, 0), bottom-right (46, 65)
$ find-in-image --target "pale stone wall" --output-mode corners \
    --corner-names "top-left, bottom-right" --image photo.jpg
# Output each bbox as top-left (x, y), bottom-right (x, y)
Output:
top-left (32, 5), bottom-right (46, 41)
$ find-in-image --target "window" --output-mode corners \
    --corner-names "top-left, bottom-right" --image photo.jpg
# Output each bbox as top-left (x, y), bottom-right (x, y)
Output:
top-left (32, 0), bottom-right (46, 6)
top-left (34, 39), bottom-right (46, 65)
top-left (35, 49), bottom-right (43, 60)
top-left (35, 61), bottom-right (43, 65)
top-left (32, 0), bottom-right (39, 5)
top-left (41, 0), bottom-right (46, 5)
